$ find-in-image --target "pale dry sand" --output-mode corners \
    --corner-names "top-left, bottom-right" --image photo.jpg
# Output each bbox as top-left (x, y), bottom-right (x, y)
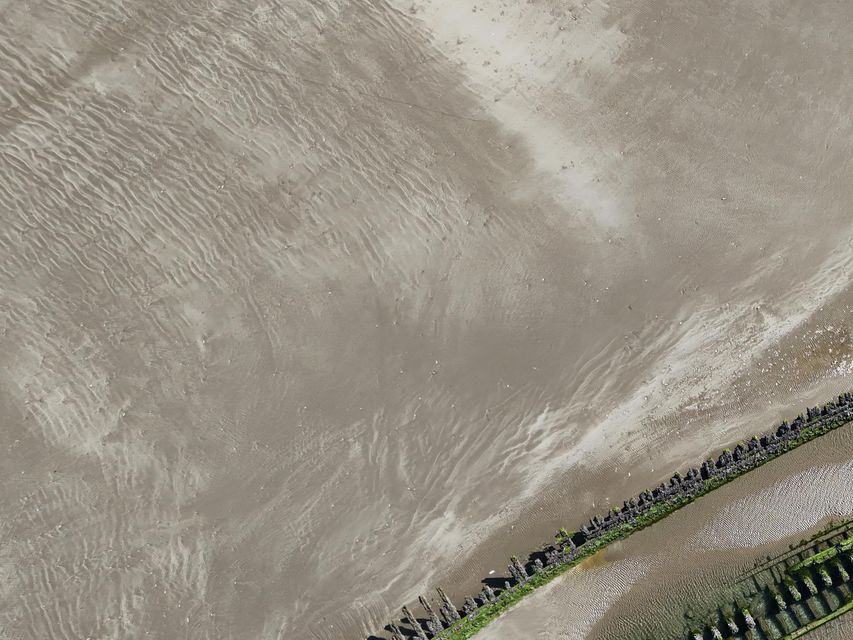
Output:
top-left (1, 1), bottom-right (853, 639)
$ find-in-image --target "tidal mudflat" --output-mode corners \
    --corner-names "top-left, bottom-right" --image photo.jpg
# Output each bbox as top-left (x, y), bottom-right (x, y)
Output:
top-left (2, 1), bottom-right (853, 639)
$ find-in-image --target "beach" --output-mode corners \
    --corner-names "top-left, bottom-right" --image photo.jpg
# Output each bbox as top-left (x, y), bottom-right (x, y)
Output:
top-left (1, 1), bottom-right (853, 638)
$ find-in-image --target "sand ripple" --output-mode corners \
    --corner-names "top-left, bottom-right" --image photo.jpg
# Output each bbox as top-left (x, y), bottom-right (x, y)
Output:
top-left (698, 461), bottom-right (853, 549)
top-left (2, 1), bottom-right (853, 639)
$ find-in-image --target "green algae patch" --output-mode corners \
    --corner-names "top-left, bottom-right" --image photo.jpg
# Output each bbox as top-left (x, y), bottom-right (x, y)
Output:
top-left (789, 537), bottom-right (853, 573)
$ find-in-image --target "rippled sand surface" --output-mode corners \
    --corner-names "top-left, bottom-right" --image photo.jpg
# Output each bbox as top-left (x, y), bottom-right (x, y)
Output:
top-left (806, 618), bottom-right (851, 640)
top-left (2, 1), bottom-right (853, 639)
top-left (481, 428), bottom-right (853, 640)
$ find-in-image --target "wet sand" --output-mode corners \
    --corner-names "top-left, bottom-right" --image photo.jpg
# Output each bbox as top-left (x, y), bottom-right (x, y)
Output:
top-left (2, 1), bottom-right (853, 639)
top-left (480, 426), bottom-right (853, 640)
top-left (806, 617), bottom-right (851, 640)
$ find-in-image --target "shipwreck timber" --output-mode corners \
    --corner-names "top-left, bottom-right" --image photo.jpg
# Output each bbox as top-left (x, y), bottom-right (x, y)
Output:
top-left (369, 393), bottom-right (853, 640)
top-left (682, 519), bottom-right (853, 639)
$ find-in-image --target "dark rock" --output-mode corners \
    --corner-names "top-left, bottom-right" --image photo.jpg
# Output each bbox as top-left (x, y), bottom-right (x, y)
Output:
top-left (436, 588), bottom-right (460, 622)
top-left (438, 609), bottom-right (453, 628)
top-left (786, 582), bottom-right (802, 601)
top-left (463, 596), bottom-right (478, 616)
top-left (425, 616), bottom-right (442, 637)
top-left (508, 564), bottom-right (524, 584)
top-left (803, 575), bottom-right (818, 595)
top-left (480, 585), bottom-right (497, 603)
top-left (510, 556), bottom-right (528, 581)
top-left (717, 450), bottom-right (733, 468)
